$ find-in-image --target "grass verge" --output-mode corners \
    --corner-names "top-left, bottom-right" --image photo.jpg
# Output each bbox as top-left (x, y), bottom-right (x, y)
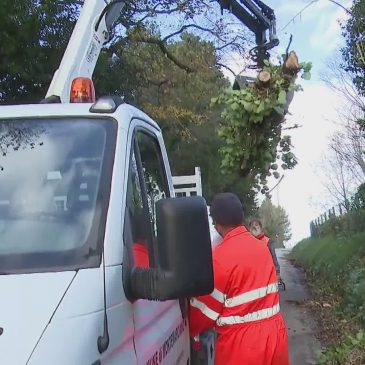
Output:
top-left (292, 234), bottom-right (365, 364)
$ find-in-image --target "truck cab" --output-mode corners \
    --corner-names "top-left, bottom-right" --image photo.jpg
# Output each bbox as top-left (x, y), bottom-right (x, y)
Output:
top-left (0, 0), bottom-right (279, 362)
top-left (0, 99), bottom-right (213, 364)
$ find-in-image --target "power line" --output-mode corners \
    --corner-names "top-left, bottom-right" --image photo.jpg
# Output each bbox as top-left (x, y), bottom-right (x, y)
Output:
top-left (328, 0), bottom-right (352, 15)
top-left (280, 0), bottom-right (318, 32)
top-left (280, 0), bottom-right (352, 33)
top-left (268, 175), bottom-right (285, 195)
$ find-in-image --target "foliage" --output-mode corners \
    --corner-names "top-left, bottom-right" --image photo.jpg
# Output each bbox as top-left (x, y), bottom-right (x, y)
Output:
top-left (127, 33), bottom-right (228, 138)
top-left (251, 198), bottom-right (291, 247)
top-left (169, 121), bottom-right (258, 210)
top-left (0, 1), bottom-right (307, 214)
top-left (98, 29), bottom-right (258, 210)
top-left (312, 184), bottom-right (365, 238)
top-left (318, 330), bottom-right (365, 365)
top-left (0, 0), bottom-right (250, 104)
top-left (127, 33), bottom-right (257, 209)
top-left (293, 234), bottom-right (365, 364)
top-left (342, 0), bottom-right (365, 96)
top-left (330, 125), bottom-right (365, 183)
top-left (351, 183), bottom-right (365, 209)
top-left (316, 210), bottom-right (365, 238)
top-left (0, 0), bottom-right (257, 209)
top-left (292, 234), bottom-right (365, 324)
top-left (212, 57), bottom-right (312, 193)
top-left (0, 0), bottom-right (77, 104)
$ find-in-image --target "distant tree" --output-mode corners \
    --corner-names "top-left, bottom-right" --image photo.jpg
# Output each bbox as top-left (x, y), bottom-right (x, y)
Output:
top-left (322, 55), bottom-right (365, 181)
top-left (256, 198), bottom-right (292, 247)
top-left (351, 183), bottom-right (365, 209)
top-left (342, 0), bottom-right (365, 95)
top-left (330, 124), bottom-right (365, 182)
top-left (0, 2), bottom-right (258, 209)
top-left (113, 32), bottom-right (257, 210)
top-left (0, 0), bottom-right (252, 104)
top-left (317, 145), bottom-right (358, 213)
top-left (0, 0), bottom-right (78, 104)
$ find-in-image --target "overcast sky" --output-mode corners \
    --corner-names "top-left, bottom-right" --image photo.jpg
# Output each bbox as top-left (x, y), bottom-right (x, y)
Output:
top-left (224, 0), bottom-right (353, 246)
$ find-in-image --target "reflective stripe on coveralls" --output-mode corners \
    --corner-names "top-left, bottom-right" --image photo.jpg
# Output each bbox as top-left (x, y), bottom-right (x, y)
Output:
top-left (190, 282), bottom-right (279, 322)
top-left (189, 226), bottom-right (289, 365)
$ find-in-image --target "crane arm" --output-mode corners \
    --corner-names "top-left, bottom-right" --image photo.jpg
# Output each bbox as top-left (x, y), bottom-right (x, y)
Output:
top-left (46, 0), bottom-right (125, 103)
top-left (218, 0), bottom-right (279, 65)
top-left (46, 0), bottom-right (278, 103)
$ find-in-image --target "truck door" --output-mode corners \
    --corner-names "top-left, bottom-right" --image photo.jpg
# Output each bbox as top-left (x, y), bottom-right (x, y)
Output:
top-left (123, 121), bottom-right (190, 365)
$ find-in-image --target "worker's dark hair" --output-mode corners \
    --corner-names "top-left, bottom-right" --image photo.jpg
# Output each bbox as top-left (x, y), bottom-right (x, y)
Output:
top-left (210, 192), bottom-right (244, 226)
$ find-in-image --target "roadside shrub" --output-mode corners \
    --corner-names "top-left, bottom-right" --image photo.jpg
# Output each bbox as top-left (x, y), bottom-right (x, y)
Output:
top-left (318, 330), bottom-right (365, 365)
top-left (292, 234), bottom-right (365, 323)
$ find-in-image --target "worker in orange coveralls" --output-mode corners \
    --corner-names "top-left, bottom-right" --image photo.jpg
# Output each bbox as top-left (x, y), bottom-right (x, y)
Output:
top-left (189, 192), bottom-right (290, 365)
top-left (248, 218), bottom-right (281, 280)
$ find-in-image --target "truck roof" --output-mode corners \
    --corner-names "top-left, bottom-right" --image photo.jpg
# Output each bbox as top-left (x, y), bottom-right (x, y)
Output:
top-left (0, 102), bottom-right (161, 131)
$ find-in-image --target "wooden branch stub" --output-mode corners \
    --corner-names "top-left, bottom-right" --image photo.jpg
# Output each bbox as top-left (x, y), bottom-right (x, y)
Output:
top-left (283, 51), bottom-right (300, 76)
top-left (258, 70), bottom-right (271, 85)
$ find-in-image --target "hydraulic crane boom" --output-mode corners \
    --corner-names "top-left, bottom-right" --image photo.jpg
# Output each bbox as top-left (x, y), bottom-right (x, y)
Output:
top-left (46, 0), bottom-right (125, 103)
top-left (219, 0), bottom-right (279, 65)
top-left (46, 0), bottom-right (278, 103)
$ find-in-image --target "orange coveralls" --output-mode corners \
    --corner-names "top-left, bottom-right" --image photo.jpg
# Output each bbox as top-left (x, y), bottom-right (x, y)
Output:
top-left (189, 226), bottom-right (289, 365)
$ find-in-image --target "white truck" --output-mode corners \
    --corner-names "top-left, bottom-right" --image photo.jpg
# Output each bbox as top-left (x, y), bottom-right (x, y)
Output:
top-left (0, 1), bottom-right (215, 364)
top-left (0, 0), bottom-right (278, 363)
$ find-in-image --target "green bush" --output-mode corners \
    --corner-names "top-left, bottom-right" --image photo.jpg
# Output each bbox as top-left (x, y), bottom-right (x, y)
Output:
top-left (318, 330), bottom-right (365, 365)
top-left (292, 234), bottom-right (365, 323)
top-left (313, 208), bottom-right (365, 238)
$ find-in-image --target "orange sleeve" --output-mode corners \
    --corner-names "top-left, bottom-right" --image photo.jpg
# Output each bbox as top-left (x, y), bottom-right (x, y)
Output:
top-left (189, 258), bottom-right (227, 337)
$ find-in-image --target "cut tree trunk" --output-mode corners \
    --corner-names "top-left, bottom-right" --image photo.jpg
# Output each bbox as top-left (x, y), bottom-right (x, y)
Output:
top-left (258, 70), bottom-right (271, 85)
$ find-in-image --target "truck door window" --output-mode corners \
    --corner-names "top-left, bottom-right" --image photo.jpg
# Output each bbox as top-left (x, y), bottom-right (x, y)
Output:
top-left (136, 131), bottom-right (169, 239)
top-left (126, 149), bottom-right (151, 268)
top-left (126, 130), bottom-right (169, 268)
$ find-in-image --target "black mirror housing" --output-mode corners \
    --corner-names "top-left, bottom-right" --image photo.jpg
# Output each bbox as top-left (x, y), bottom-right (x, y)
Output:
top-left (156, 196), bottom-right (214, 298)
top-left (130, 196), bottom-right (214, 300)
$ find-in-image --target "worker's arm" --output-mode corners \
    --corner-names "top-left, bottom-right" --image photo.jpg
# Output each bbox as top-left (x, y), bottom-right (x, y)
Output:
top-left (268, 239), bottom-right (280, 275)
top-left (189, 258), bottom-right (227, 337)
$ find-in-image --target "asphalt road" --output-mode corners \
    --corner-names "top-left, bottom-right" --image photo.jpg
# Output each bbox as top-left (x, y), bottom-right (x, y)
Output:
top-left (277, 249), bottom-right (322, 365)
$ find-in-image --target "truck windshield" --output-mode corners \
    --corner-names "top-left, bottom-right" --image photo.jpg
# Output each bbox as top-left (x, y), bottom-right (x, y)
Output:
top-left (0, 117), bottom-right (116, 274)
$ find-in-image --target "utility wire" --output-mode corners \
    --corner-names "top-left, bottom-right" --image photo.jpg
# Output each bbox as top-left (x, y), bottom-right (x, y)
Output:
top-left (280, 0), bottom-right (318, 32)
top-left (268, 175), bottom-right (285, 195)
top-left (280, 0), bottom-right (351, 33)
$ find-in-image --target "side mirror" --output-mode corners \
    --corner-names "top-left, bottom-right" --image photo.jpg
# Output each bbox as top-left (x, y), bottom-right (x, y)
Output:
top-left (130, 196), bottom-right (214, 300)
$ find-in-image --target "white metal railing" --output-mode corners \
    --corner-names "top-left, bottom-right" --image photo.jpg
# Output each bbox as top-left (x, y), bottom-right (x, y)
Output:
top-left (172, 166), bottom-right (202, 197)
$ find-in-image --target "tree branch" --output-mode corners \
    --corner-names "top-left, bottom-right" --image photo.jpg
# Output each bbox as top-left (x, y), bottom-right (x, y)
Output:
top-left (328, 0), bottom-right (352, 15)
top-left (216, 62), bottom-right (236, 77)
top-left (133, 5), bottom-right (182, 23)
top-left (162, 23), bottom-right (218, 42)
top-left (285, 34), bottom-right (293, 60)
top-left (282, 124), bottom-right (302, 130)
top-left (280, 0), bottom-right (351, 32)
top-left (130, 34), bottom-right (193, 73)
top-left (216, 36), bottom-right (240, 51)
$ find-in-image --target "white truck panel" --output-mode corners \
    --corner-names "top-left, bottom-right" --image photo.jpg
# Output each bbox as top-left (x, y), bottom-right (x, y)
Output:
top-left (0, 272), bottom-right (75, 364)
top-left (29, 266), bottom-right (137, 365)
top-left (133, 299), bottom-right (189, 365)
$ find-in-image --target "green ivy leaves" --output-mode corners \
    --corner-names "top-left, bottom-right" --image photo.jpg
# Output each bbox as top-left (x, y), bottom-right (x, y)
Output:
top-left (278, 90), bottom-right (287, 104)
top-left (212, 56), bottom-right (312, 194)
